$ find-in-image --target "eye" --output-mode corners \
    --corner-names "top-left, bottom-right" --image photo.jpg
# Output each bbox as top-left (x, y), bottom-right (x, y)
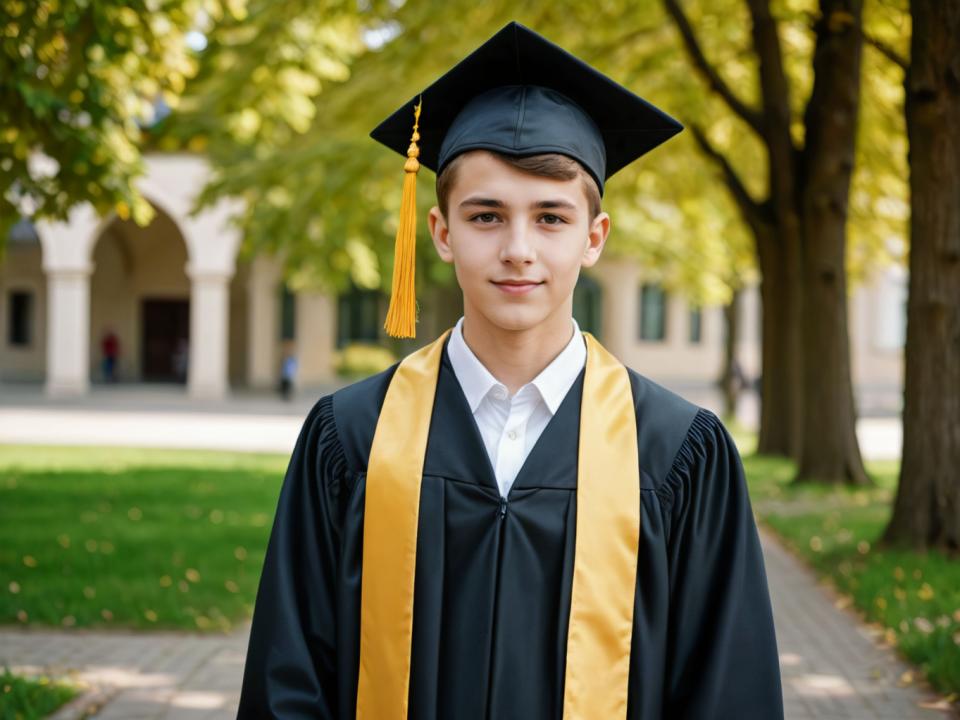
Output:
top-left (540, 214), bottom-right (567, 225)
top-left (469, 212), bottom-right (500, 224)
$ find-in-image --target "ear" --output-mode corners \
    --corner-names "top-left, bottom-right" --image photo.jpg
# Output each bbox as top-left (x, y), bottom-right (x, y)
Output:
top-left (581, 211), bottom-right (611, 268)
top-left (429, 206), bottom-right (454, 263)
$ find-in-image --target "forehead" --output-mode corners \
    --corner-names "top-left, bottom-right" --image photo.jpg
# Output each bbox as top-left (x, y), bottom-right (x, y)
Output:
top-left (447, 151), bottom-right (587, 200)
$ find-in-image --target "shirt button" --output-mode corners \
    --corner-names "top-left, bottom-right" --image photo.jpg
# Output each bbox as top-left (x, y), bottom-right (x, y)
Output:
top-left (493, 386), bottom-right (507, 400)
top-left (507, 428), bottom-right (519, 441)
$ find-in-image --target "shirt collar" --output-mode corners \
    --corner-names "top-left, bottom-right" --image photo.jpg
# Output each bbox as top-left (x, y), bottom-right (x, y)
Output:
top-left (446, 316), bottom-right (587, 415)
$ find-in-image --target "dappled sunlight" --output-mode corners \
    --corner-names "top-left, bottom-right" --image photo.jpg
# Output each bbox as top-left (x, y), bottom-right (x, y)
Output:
top-left (169, 689), bottom-right (232, 709)
top-left (789, 672), bottom-right (857, 698)
top-left (76, 666), bottom-right (178, 689)
top-left (778, 651), bottom-right (803, 667)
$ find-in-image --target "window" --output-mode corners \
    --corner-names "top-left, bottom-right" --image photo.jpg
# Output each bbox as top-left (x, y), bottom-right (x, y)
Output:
top-left (689, 305), bottom-right (702, 344)
top-left (8, 290), bottom-right (32, 347)
top-left (638, 283), bottom-right (667, 341)
top-left (280, 284), bottom-right (296, 341)
top-left (573, 274), bottom-right (603, 337)
top-left (337, 285), bottom-right (383, 347)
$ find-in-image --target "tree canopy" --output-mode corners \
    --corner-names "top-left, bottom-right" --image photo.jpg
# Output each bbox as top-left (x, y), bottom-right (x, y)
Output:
top-left (0, 0), bottom-right (245, 247)
top-left (4, 0), bottom-right (907, 302)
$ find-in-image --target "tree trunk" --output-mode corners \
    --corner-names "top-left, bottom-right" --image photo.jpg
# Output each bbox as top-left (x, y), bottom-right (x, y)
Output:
top-left (663, 0), bottom-right (868, 478)
top-left (756, 228), bottom-right (804, 459)
top-left (794, 0), bottom-right (871, 485)
top-left (882, 0), bottom-right (960, 550)
top-left (749, 0), bottom-right (806, 462)
top-left (720, 289), bottom-right (741, 420)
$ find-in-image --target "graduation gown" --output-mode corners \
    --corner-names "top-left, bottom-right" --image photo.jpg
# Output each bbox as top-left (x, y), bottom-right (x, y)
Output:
top-left (237, 337), bottom-right (784, 719)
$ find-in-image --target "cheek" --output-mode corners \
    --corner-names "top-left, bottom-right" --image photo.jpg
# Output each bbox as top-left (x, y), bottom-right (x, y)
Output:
top-left (449, 241), bottom-right (490, 286)
top-left (545, 236), bottom-right (589, 276)
top-left (450, 232), bottom-right (495, 270)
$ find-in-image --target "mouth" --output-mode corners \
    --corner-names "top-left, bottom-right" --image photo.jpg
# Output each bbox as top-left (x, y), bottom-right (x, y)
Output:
top-left (491, 279), bottom-right (544, 295)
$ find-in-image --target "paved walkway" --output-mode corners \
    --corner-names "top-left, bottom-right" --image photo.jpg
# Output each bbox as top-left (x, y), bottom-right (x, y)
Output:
top-left (763, 527), bottom-right (957, 719)
top-left (2, 625), bottom-right (248, 719)
top-left (0, 383), bottom-right (329, 454)
top-left (0, 382), bottom-right (903, 459)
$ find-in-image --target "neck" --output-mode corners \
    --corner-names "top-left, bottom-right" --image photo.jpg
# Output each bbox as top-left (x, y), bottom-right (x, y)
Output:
top-left (460, 304), bottom-right (575, 395)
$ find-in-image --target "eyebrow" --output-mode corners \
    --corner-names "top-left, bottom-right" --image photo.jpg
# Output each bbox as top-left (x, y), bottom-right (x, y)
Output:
top-left (458, 196), bottom-right (578, 211)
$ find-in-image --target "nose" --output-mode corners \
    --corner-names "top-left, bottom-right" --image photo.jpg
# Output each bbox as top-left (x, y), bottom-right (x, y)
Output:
top-left (499, 223), bottom-right (536, 265)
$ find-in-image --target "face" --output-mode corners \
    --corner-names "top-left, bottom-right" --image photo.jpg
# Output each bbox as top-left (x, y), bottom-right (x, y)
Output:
top-left (428, 151), bottom-right (610, 334)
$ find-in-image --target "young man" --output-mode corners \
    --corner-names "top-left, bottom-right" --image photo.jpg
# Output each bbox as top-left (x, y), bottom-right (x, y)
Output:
top-left (238, 22), bottom-right (783, 720)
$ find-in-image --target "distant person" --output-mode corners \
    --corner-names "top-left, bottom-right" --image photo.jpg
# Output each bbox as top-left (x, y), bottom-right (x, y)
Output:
top-left (279, 351), bottom-right (297, 401)
top-left (101, 329), bottom-right (119, 382)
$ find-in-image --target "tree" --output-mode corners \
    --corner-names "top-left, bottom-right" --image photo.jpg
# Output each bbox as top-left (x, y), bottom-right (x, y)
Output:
top-left (882, 0), bottom-right (960, 551)
top-left (164, 1), bottom-right (760, 314)
top-left (663, 0), bottom-right (872, 485)
top-left (0, 0), bottom-right (238, 251)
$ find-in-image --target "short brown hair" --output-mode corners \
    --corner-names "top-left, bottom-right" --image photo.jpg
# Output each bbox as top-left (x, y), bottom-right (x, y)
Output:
top-left (435, 150), bottom-right (602, 221)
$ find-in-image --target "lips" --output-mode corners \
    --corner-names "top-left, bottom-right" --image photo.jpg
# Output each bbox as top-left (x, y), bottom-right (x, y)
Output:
top-left (492, 279), bottom-right (544, 295)
top-left (494, 280), bottom-right (542, 285)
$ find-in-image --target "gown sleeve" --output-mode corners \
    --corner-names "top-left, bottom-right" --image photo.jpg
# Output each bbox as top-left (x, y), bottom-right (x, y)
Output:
top-left (237, 394), bottom-right (348, 719)
top-left (657, 408), bottom-right (784, 719)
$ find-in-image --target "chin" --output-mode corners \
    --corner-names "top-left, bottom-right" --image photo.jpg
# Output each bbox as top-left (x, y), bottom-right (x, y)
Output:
top-left (481, 305), bottom-right (553, 333)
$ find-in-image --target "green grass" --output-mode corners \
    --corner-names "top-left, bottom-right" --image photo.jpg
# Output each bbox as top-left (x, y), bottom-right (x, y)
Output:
top-left (0, 445), bottom-right (288, 633)
top-left (0, 667), bottom-right (78, 719)
top-left (742, 451), bottom-right (960, 700)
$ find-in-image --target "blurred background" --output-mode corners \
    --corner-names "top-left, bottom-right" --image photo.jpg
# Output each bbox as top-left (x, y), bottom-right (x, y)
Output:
top-left (1, 0), bottom-right (957, 718)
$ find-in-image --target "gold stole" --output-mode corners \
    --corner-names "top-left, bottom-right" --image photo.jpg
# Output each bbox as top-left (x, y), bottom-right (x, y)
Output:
top-left (356, 327), bottom-right (640, 719)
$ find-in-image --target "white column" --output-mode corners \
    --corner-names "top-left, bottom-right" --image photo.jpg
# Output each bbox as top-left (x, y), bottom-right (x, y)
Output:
top-left (737, 285), bottom-right (763, 379)
top-left (246, 256), bottom-right (282, 389)
top-left (295, 290), bottom-right (337, 388)
top-left (37, 203), bottom-right (104, 397)
top-left (44, 266), bottom-right (92, 396)
top-left (187, 269), bottom-right (231, 399)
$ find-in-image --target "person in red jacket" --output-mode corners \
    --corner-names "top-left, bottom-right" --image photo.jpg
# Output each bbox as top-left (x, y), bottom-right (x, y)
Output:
top-left (101, 328), bottom-right (119, 382)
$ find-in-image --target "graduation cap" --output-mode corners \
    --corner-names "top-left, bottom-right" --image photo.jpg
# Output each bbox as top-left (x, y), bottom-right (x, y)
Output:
top-left (371, 21), bottom-right (683, 338)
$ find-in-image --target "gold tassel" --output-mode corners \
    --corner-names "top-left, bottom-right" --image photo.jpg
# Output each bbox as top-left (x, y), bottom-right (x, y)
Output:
top-left (384, 96), bottom-right (423, 339)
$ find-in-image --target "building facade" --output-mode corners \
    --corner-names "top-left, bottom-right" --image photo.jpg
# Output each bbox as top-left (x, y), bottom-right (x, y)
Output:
top-left (0, 153), bottom-right (906, 410)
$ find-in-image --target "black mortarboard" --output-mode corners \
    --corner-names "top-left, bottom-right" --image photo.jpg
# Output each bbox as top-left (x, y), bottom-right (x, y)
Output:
top-left (372, 21), bottom-right (683, 338)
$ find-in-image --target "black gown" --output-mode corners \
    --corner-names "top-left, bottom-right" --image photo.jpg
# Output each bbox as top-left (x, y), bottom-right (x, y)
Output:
top-left (237, 337), bottom-right (784, 719)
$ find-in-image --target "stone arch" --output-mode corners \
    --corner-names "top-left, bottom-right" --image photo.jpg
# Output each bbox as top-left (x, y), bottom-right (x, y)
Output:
top-left (89, 197), bottom-right (191, 383)
top-left (33, 154), bottom-right (243, 396)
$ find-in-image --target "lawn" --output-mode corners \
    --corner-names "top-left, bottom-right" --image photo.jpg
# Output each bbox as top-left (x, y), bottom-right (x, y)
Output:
top-left (0, 667), bottom-right (78, 719)
top-left (0, 445), bottom-right (288, 633)
top-left (742, 451), bottom-right (960, 700)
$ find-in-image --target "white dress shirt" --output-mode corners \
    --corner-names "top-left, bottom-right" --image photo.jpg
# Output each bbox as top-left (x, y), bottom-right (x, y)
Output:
top-left (446, 316), bottom-right (587, 499)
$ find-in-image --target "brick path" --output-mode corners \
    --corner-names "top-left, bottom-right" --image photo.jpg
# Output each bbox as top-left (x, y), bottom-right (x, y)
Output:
top-left (763, 526), bottom-right (957, 719)
top-left (1, 624), bottom-right (249, 719)
top-left (1, 528), bottom-right (956, 719)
